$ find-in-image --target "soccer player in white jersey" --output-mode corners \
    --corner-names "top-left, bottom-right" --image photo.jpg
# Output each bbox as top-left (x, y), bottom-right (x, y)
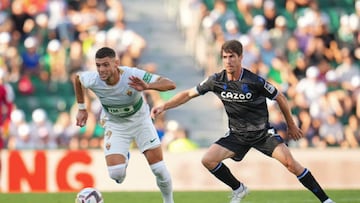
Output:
top-left (74, 47), bottom-right (176, 203)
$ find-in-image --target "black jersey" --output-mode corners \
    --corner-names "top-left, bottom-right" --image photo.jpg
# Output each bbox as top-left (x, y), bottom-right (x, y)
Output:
top-left (196, 68), bottom-right (278, 135)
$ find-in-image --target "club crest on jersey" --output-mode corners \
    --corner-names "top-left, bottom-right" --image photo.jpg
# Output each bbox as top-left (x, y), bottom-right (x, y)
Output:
top-left (127, 90), bottom-right (133, 96)
top-left (106, 142), bottom-right (111, 150)
top-left (264, 82), bottom-right (275, 94)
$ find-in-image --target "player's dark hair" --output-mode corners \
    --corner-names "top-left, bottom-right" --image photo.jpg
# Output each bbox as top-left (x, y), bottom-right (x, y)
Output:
top-left (221, 40), bottom-right (243, 57)
top-left (95, 47), bottom-right (116, 59)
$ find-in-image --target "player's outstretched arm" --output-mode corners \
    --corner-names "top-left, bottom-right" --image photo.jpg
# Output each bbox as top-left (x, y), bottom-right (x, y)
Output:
top-left (129, 76), bottom-right (176, 91)
top-left (74, 74), bottom-right (88, 127)
top-left (151, 88), bottom-right (199, 118)
top-left (276, 92), bottom-right (303, 141)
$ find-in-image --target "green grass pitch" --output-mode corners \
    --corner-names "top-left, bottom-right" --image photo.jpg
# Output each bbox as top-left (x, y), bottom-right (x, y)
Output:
top-left (0, 190), bottom-right (359, 203)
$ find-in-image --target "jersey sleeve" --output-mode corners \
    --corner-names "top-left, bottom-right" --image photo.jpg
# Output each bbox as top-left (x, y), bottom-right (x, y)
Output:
top-left (196, 75), bottom-right (216, 95)
top-left (78, 71), bottom-right (98, 88)
top-left (257, 76), bottom-right (278, 100)
top-left (130, 67), bottom-right (160, 83)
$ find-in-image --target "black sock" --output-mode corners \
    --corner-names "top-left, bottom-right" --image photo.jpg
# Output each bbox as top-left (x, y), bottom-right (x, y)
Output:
top-left (210, 162), bottom-right (241, 190)
top-left (298, 168), bottom-right (329, 202)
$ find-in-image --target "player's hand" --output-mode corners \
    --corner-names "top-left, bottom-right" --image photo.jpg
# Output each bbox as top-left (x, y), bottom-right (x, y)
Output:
top-left (128, 76), bottom-right (149, 91)
top-left (76, 110), bottom-right (88, 127)
top-left (151, 105), bottom-right (165, 119)
top-left (287, 124), bottom-right (304, 141)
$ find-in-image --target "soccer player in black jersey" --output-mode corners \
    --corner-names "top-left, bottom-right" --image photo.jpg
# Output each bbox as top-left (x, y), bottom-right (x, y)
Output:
top-left (151, 40), bottom-right (335, 203)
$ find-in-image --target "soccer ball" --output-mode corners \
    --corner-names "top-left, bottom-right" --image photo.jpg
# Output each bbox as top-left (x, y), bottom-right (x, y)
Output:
top-left (75, 187), bottom-right (104, 203)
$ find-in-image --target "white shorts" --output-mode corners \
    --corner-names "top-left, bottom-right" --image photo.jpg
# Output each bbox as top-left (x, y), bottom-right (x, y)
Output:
top-left (102, 116), bottom-right (161, 158)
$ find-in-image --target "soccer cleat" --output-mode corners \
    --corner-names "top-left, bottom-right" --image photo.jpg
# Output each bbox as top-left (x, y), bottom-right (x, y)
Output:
top-left (229, 184), bottom-right (249, 203)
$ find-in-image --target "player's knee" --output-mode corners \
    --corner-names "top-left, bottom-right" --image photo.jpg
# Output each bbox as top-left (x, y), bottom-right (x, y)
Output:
top-left (284, 159), bottom-right (300, 174)
top-left (107, 163), bottom-right (127, 184)
top-left (201, 156), bottom-right (214, 169)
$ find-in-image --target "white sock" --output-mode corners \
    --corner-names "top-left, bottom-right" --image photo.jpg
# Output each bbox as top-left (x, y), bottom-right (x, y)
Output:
top-left (233, 183), bottom-right (245, 192)
top-left (150, 161), bottom-right (174, 203)
top-left (323, 198), bottom-right (334, 203)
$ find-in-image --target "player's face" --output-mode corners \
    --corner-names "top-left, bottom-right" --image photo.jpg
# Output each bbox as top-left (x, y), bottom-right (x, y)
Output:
top-left (95, 57), bottom-right (119, 82)
top-left (222, 51), bottom-right (242, 74)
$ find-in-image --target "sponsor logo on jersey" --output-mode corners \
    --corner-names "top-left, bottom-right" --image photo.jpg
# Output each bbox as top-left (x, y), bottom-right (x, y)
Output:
top-left (220, 91), bottom-right (252, 101)
top-left (264, 82), bottom-right (275, 94)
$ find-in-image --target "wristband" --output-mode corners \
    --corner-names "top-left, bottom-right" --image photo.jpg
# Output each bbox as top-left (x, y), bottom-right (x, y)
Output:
top-left (78, 103), bottom-right (86, 110)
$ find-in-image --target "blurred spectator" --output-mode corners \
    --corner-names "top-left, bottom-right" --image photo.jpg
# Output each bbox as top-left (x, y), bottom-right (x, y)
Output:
top-left (167, 128), bottom-right (198, 153)
top-left (286, 36), bottom-right (305, 78)
top-left (8, 123), bottom-right (36, 150)
top-left (208, 0), bottom-right (236, 33)
top-left (267, 55), bottom-right (298, 93)
top-left (162, 120), bottom-right (198, 153)
top-left (248, 15), bottom-right (270, 48)
top-left (337, 14), bottom-right (356, 50)
top-left (106, 20), bottom-right (147, 66)
top-left (8, 109), bottom-right (27, 138)
top-left (319, 113), bottom-right (347, 148)
top-left (238, 34), bottom-right (260, 71)
top-left (0, 68), bottom-right (14, 140)
top-left (9, 0), bottom-right (35, 41)
top-left (260, 39), bottom-right (276, 68)
top-left (7, 109), bottom-right (34, 149)
top-left (223, 19), bottom-right (242, 40)
top-left (293, 16), bottom-right (313, 54)
top-left (295, 66), bottom-right (326, 110)
top-left (269, 15), bottom-right (292, 56)
top-left (47, 0), bottom-right (74, 44)
top-left (53, 111), bottom-right (79, 148)
top-left (235, 0), bottom-right (255, 30)
top-left (262, 0), bottom-right (278, 30)
top-left (21, 36), bottom-right (43, 78)
top-left (68, 40), bottom-right (84, 76)
top-left (44, 39), bottom-right (68, 82)
top-left (344, 115), bottom-right (360, 148)
top-left (30, 108), bottom-right (58, 149)
top-left (335, 48), bottom-right (360, 91)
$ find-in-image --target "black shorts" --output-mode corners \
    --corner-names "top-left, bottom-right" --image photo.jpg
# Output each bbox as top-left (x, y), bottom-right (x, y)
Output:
top-left (215, 128), bottom-right (284, 162)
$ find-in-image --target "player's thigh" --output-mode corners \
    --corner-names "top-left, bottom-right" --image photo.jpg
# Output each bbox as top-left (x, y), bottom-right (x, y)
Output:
top-left (143, 146), bottom-right (163, 165)
top-left (103, 126), bottom-right (132, 166)
top-left (134, 118), bottom-right (161, 153)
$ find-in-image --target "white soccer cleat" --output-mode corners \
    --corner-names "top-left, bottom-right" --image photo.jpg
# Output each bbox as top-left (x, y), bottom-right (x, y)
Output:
top-left (229, 184), bottom-right (249, 203)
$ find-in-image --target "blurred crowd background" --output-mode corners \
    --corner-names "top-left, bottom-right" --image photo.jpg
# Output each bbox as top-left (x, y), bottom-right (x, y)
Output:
top-left (0, 0), bottom-right (359, 151)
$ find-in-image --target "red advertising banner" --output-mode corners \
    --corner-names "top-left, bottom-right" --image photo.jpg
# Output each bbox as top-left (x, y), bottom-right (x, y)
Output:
top-left (1, 149), bottom-right (359, 193)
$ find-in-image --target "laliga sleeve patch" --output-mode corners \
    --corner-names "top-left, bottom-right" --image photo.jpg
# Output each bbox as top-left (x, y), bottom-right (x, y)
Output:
top-left (264, 82), bottom-right (275, 94)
